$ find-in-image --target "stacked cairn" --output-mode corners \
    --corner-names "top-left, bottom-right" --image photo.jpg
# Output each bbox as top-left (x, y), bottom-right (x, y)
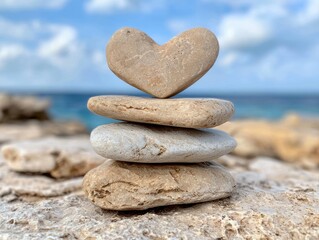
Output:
top-left (83, 27), bottom-right (237, 211)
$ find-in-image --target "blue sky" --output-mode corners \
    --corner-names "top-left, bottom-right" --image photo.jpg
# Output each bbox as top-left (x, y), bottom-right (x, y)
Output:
top-left (0, 0), bottom-right (319, 94)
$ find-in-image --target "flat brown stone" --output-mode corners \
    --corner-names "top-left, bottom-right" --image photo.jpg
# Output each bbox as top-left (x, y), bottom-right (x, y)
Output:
top-left (1, 136), bottom-right (105, 178)
top-left (88, 96), bottom-right (234, 128)
top-left (82, 160), bottom-right (235, 211)
top-left (106, 27), bottom-right (219, 98)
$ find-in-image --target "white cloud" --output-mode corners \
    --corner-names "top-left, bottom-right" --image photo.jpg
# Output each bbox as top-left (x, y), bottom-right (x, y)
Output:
top-left (167, 19), bottom-right (189, 33)
top-left (202, 0), bottom-right (295, 9)
top-left (85, 0), bottom-right (166, 13)
top-left (195, 0), bottom-right (318, 94)
top-left (0, 18), bottom-right (83, 69)
top-left (0, 0), bottom-right (68, 10)
top-left (92, 50), bottom-right (105, 68)
top-left (163, 0), bottom-right (319, 93)
top-left (297, 0), bottom-right (319, 25)
top-left (216, 0), bottom-right (319, 68)
top-left (219, 15), bottom-right (272, 51)
top-left (37, 25), bottom-right (79, 68)
top-left (0, 44), bottom-right (28, 67)
top-left (86, 0), bottom-right (132, 13)
top-left (218, 52), bottom-right (239, 66)
top-left (0, 18), bottom-right (108, 90)
top-left (0, 18), bottom-right (44, 40)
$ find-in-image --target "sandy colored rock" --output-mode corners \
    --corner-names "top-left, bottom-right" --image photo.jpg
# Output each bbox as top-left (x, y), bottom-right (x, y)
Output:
top-left (83, 160), bottom-right (235, 210)
top-left (281, 113), bottom-right (319, 130)
top-left (0, 156), bottom-right (318, 238)
top-left (1, 136), bottom-right (105, 178)
top-left (0, 120), bottom-right (87, 144)
top-left (88, 95), bottom-right (234, 128)
top-left (107, 27), bottom-right (219, 98)
top-left (91, 122), bottom-right (236, 163)
top-left (0, 93), bottom-right (50, 122)
top-left (0, 157), bottom-right (82, 198)
top-left (216, 118), bottom-right (319, 168)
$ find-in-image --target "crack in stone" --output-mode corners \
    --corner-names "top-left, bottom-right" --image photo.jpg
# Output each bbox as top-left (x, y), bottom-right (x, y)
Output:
top-left (114, 104), bottom-right (157, 112)
top-left (101, 181), bottom-right (139, 189)
top-left (169, 170), bottom-right (180, 184)
top-left (93, 181), bottom-right (140, 199)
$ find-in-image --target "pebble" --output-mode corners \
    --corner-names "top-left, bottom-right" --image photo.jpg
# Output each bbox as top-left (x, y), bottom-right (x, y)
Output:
top-left (82, 160), bottom-right (235, 210)
top-left (88, 96), bottom-right (234, 128)
top-left (1, 137), bottom-right (105, 178)
top-left (90, 122), bottom-right (236, 163)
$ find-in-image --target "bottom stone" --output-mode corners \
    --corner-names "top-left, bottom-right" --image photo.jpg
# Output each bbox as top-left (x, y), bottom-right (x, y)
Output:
top-left (82, 160), bottom-right (235, 211)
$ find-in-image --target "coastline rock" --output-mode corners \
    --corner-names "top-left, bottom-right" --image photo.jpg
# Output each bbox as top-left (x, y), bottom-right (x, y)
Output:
top-left (281, 113), bottom-right (319, 130)
top-left (1, 136), bottom-right (105, 178)
top-left (83, 160), bottom-right (235, 210)
top-left (91, 122), bottom-right (236, 163)
top-left (107, 27), bottom-right (219, 98)
top-left (0, 120), bottom-right (87, 144)
top-left (216, 119), bottom-right (319, 168)
top-left (0, 93), bottom-right (50, 122)
top-left (0, 156), bottom-right (318, 238)
top-left (88, 95), bottom-right (234, 128)
top-left (0, 157), bottom-right (82, 198)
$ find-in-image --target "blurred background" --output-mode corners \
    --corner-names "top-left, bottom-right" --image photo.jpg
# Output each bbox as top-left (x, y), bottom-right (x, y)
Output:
top-left (0, 0), bottom-right (319, 129)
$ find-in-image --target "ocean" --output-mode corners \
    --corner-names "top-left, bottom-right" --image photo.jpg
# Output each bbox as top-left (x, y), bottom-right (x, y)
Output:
top-left (36, 93), bottom-right (319, 130)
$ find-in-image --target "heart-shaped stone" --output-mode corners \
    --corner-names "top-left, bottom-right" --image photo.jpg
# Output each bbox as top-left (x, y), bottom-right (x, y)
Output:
top-left (106, 27), bottom-right (219, 98)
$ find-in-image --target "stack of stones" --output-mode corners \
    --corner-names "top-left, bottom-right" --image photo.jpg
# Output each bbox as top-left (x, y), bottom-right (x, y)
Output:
top-left (83, 27), bottom-right (237, 211)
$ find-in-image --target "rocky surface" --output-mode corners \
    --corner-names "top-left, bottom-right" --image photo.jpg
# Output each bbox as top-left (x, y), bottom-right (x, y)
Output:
top-left (91, 122), bottom-right (236, 163)
top-left (216, 115), bottom-right (319, 168)
top-left (0, 157), bottom-right (82, 198)
top-left (0, 120), bottom-right (87, 144)
top-left (83, 160), bottom-right (235, 210)
top-left (107, 27), bottom-right (219, 98)
top-left (0, 155), bottom-right (318, 239)
top-left (88, 96), bottom-right (234, 128)
top-left (1, 136), bottom-right (105, 178)
top-left (0, 93), bottom-right (50, 122)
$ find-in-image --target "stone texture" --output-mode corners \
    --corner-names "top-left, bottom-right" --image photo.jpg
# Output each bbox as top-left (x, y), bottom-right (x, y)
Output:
top-left (0, 155), bottom-right (318, 239)
top-left (0, 93), bottom-right (50, 122)
top-left (216, 117), bottom-right (319, 168)
top-left (0, 120), bottom-right (87, 144)
top-left (88, 95), bottom-right (234, 128)
top-left (83, 160), bottom-right (235, 210)
top-left (91, 122), bottom-right (236, 163)
top-left (0, 157), bottom-right (82, 198)
top-left (1, 136), bottom-right (105, 178)
top-left (107, 27), bottom-right (219, 98)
